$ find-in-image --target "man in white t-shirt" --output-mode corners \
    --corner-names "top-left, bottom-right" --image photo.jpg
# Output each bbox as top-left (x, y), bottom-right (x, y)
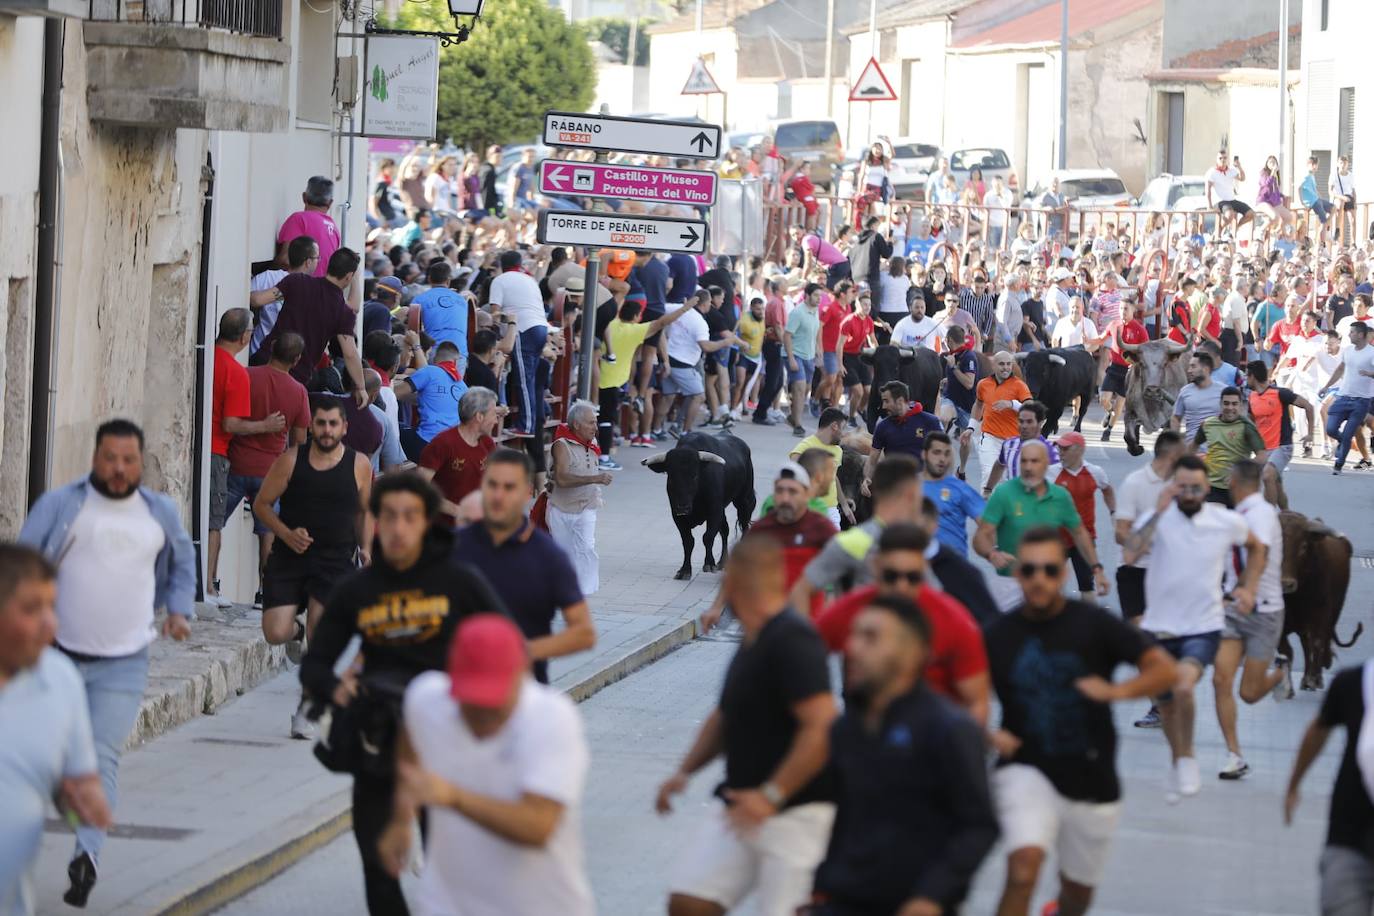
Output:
top-left (1212, 459), bottom-right (1288, 781)
top-left (983, 176), bottom-right (1011, 250)
top-left (382, 614), bottom-right (594, 916)
top-left (1045, 267), bottom-right (1075, 325)
top-left (1205, 149), bottom-right (1252, 237)
top-left (1122, 455), bottom-right (1262, 803)
top-left (889, 290), bottom-right (943, 350)
top-left (1051, 298), bottom-right (1101, 351)
top-left (1318, 321), bottom-right (1374, 473)
top-left (656, 290), bottom-right (737, 435)
top-left (488, 250), bottom-right (550, 435)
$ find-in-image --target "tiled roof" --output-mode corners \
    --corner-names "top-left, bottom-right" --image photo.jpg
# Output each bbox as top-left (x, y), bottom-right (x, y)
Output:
top-left (950, 0), bottom-right (1158, 49)
top-left (1168, 23), bottom-right (1300, 70)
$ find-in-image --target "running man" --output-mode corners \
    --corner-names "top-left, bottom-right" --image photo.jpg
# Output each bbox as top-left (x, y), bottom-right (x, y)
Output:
top-left (1049, 431), bottom-right (1117, 602)
top-left (862, 380), bottom-right (942, 490)
top-left (970, 351), bottom-right (1032, 493)
top-left (984, 401), bottom-right (1060, 491)
top-left (1245, 359), bottom-right (1314, 507)
top-left (921, 432), bottom-right (985, 556)
top-left (254, 398), bottom-right (373, 739)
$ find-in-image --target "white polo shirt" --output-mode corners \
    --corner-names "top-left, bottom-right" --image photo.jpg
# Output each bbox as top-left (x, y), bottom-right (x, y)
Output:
top-left (890, 314), bottom-right (942, 350)
top-left (487, 269), bottom-right (547, 333)
top-left (1138, 502), bottom-right (1249, 637)
top-left (665, 307), bottom-right (711, 367)
top-left (1206, 165), bottom-right (1239, 202)
top-left (403, 672), bottom-right (594, 916)
top-left (1115, 463), bottom-right (1166, 569)
top-left (1223, 492), bottom-right (1284, 613)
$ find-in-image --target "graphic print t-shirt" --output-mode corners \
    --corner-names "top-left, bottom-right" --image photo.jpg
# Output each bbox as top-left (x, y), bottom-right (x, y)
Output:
top-left (984, 600), bottom-right (1153, 802)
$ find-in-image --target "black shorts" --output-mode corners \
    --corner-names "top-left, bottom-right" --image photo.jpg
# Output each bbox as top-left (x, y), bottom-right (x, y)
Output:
top-left (842, 353), bottom-right (872, 386)
top-left (1218, 199), bottom-right (1252, 217)
top-left (1102, 363), bottom-right (1129, 396)
top-left (1207, 486), bottom-right (1232, 506)
top-left (1117, 565), bottom-right (1146, 620)
top-left (263, 545), bottom-right (356, 610)
top-left (1066, 545), bottom-right (1095, 593)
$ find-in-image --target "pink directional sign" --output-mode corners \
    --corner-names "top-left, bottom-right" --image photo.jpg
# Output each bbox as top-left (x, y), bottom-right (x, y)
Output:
top-left (538, 160), bottom-right (718, 207)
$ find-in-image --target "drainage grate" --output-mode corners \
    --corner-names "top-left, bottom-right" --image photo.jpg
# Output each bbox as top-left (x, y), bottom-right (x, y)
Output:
top-left (45, 819), bottom-right (196, 840)
top-left (192, 737), bottom-right (280, 749)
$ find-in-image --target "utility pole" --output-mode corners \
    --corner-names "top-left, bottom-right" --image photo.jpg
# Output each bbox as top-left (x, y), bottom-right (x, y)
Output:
top-left (1277, 0), bottom-right (1289, 184)
top-left (823, 0), bottom-right (835, 117)
top-left (1058, 0), bottom-right (1068, 169)
top-left (865, 0), bottom-right (876, 144)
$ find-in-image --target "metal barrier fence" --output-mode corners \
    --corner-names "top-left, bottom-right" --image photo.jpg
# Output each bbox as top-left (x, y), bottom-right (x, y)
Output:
top-left (88, 0), bottom-right (282, 38)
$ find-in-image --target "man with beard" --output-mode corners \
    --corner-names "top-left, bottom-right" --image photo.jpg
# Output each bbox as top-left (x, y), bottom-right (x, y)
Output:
top-left (300, 473), bottom-right (506, 915)
top-left (806, 593), bottom-right (999, 916)
top-left (19, 419), bottom-right (196, 907)
top-left (255, 398), bottom-right (374, 740)
top-left (1170, 352), bottom-right (1223, 445)
top-left (985, 527), bottom-right (1175, 916)
top-left (746, 463), bottom-right (838, 617)
top-left (862, 381), bottom-right (942, 488)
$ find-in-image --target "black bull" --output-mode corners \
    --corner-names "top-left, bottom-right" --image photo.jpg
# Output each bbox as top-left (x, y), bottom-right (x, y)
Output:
top-left (1015, 347), bottom-right (1097, 436)
top-left (862, 345), bottom-right (944, 432)
top-left (1277, 511), bottom-right (1363, 691)
top-left (643, 431), bottom-right (756, 580)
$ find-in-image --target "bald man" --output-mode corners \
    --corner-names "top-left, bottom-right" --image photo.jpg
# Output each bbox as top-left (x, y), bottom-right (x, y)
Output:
top-left (971, 350), bottom-right (1033, 494)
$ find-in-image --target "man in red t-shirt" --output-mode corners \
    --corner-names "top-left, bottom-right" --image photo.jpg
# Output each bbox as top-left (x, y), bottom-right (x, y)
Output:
top-left (209, 309), bottom-right (289, 607)
top-left (817, 282), bottom-right (853, 414)
top-left (838, 292), bottom-right (876, 426)
top-left (1265, 296), bottom-right (1308, 372)
top-left (1100, 298), bottom-right (1148, 442)
top-left (418, 386), bottom-right (500, 527)
top-left (814, 522), bottom-right (990, 724)
top-left (1048, 431), bottom-right (1116, 601)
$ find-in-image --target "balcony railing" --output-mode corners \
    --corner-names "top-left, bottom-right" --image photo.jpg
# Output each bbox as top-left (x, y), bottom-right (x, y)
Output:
top-left (87, 0), bottom-right (281, 38)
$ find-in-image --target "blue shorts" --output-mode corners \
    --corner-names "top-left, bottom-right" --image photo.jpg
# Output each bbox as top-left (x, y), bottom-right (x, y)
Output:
top-left (226, 473), bottom-right (273, 535)
top-left (822, 351), bottom-right (840, 375)
top-left (1156, 631), bottom-right (1222, 671)
top-left (738, 355), bottom-right (759, 375)
top-left (787, 355), bottom-right (815, 386)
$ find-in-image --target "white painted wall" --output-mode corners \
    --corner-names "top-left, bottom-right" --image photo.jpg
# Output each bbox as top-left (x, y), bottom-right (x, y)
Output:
top-left (647, 28), bottom-right (738, 120)
top-left (1300, 0), bottom-right (1371, 182)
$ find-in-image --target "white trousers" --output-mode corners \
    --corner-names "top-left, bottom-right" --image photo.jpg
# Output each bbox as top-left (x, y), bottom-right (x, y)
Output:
top-left (978, 433), bottom-right (1007, 491)
top-left (546, 505), bottom-right (599, 595)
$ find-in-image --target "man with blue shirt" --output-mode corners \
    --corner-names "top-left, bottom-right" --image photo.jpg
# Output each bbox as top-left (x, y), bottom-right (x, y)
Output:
top-left (0, 544), bottom-right (109, 916)
top-left (922, 432), bottom-right (984, 555)
top-left (19, 420), bottom-right (195, 907)
top-left (862, 381), bottom-right (942, 493)
top-left (410, 260), bottom-right (468, 356)
top-left (395, 339), bottom-right (468, 460)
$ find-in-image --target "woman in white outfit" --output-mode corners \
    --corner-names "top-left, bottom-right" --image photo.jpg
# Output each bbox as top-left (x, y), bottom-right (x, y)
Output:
top-left (546, 401), bottom-right (612, 595)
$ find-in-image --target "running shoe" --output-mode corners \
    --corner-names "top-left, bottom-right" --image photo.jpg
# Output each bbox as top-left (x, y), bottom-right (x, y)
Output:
top-left (1164, 764), bottom-right (1181, 806)
top-left (598, 456), bottom-right (623, 471)
top-left (1272, 659), bottom-right (1295, 701)
top-left (1218, 752), bottom-right (1249, 780)
top-left (1101, 427), bottom-right (1112, 442)
top-left (752, 416), bottom-right (778, 426)
top-left (285, 620), bottom-right (307, 665)
top-left (207, 579), bottom-right (233, 609)
top-left (1357, 459), bottom-right (1373, 471)
top-left (1134, 705), bottom-right (1162, 728)
top-left (289, 698), bottom-right (316, 741)
top-left (792, 425), bottom-right (806, 437)
top-left (1176, 756), bottom-right (1201, 796)
top-left (652, 429), bottom-right (669, 442)
top-left (630, 436), bottom-right (653, 448)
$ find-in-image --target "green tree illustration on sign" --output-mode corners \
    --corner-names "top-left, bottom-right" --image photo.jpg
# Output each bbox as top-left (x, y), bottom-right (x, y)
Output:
top-left (371, 64), bottom-right (389, 103)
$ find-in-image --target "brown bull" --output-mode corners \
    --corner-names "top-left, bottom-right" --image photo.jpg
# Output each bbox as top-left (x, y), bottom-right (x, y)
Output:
top-left (1118, 337), bottom-right (1190, 456)
top-left (1276, 510), bottom-right (1363, 691)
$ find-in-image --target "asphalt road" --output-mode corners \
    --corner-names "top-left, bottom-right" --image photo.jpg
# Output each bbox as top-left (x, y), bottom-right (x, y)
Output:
top-left (216, 405), bottom-right (1374, 915)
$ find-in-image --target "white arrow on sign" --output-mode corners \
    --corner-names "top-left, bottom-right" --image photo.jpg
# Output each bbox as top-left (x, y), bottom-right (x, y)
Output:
top-left (543, 110), bottom-right (723, 160)
top-left (537, 209), bottom-right (709, 255)
top-left (545, 164), bottom-right (569, 189)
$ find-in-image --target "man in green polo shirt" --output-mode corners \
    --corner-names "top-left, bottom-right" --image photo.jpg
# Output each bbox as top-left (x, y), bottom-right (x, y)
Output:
top-left (974, 439), bottom-right (1111, 611)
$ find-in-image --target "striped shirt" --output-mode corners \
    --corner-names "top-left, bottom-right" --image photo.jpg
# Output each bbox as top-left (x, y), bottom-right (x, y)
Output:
top-left (959, 288), bottom-right (998, 339)
top-left (997, 435), bottom-right (1061, 479)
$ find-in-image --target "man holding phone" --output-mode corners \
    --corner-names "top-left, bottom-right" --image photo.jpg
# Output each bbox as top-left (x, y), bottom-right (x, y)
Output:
top-left (1206, 150), bottom-right (1252, 238)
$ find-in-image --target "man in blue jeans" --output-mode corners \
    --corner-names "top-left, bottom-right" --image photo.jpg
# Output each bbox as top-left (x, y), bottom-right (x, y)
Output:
top-left (488, 250), bottom-right (549, 436)
top-left (1319, 321), bottom-right (1374, 475)
top-left (19, 418), bottom-right (196, 907)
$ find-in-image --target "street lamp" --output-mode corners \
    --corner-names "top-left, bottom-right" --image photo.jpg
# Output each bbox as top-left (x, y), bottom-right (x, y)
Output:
top-left (448, 0), bottom-right (485, 14)
top-left (367, 0), bottom-right (484, 46)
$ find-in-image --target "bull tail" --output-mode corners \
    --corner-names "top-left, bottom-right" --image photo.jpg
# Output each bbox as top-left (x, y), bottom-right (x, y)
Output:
top-left (1335, 622), bottom-right (1365, 649)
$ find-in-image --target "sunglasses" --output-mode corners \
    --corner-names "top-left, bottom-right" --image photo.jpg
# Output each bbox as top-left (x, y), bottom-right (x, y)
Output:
top-left (1018, 562), bottom-right (1063, 579)
top-left (879, 568), bottom-right (923, 586)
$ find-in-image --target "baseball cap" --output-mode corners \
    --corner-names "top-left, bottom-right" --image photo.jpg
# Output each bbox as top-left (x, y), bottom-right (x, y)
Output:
top-left (775, 460), bottom-right (811, 490)
top-left (1051, 266), bottom-right (1073, 282)
top-left (375, 276), bottom-right (403, 298)
top-left (448, 614), bottom-right (527, 706)
top-left (1055, 431), bottom-right (1086, 448)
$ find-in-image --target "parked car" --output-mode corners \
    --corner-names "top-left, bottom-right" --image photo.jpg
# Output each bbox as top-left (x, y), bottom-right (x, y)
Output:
top-left (727, 130), bottom-right (768, 152)
top-left (770, 118), bottom-right (844, 190)
top-left (1021, 169), bottom-right (1132, 210)
top-left (889, 139), bottom-right (940, 199)
top-left (946, 147), bottom-right (1016, 192)
top-left (1137, 173), bottom-right (1209, 212)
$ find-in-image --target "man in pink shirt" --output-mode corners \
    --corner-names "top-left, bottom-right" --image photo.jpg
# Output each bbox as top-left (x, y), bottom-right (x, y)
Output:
top-left (790, 224), bottom-right (851, 288)
top-left (277, 176), bottom-right (340, 278)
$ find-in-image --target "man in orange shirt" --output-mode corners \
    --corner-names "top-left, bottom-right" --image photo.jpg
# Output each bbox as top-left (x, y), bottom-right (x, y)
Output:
top-left (966, 351), bottom-right (1032, 493)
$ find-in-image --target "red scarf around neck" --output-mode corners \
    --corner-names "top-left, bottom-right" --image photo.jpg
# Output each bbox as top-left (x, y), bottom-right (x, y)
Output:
top-left (553, 423), bottom-right (601, 456)
top-left (891, 402), bottom-right (925, 424)
top-left (435, 360), bottom-right (462, 383)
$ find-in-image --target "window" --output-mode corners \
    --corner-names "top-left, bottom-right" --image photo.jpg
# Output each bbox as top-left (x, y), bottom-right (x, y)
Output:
top-left (1164, 91), bottom-right (1184, 175)
top-left (1339, 87), bottom-right (1356, 167)
top-left (296, 0), bottom-right (335, 124)
top-left (773, 121), bottom-right (840, 150)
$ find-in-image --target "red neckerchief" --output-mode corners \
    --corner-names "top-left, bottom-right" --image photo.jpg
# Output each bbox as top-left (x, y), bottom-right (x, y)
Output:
top-left (435, 360), bottom-right (462, 382)
top-left (891, 402), bottom-right (925, 424)
top-left (367, 360), bottom-right (391, 387)
top-left (553, 423), bottom-right (601, 456)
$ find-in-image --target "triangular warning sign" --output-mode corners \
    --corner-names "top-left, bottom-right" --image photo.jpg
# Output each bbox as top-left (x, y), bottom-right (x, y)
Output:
top-left (849, 57), bottom-right (897, 102)
top-left (682, 58), bottom-right (722, 95)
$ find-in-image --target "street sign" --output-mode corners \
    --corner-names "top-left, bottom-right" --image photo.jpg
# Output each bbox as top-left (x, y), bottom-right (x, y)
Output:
top-left (682, 58), bottom-right (722, 95)
top-left (537, 210), bottom-right (709, 255)
top-left (538, 160), bottom-right (718, 207)
top-left (849, 57), bottom-right (897, 102)
top-left (543, 111), bottom-right (723, 160)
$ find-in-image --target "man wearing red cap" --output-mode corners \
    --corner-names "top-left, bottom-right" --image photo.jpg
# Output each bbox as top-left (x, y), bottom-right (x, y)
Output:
top-left (1049, 431), bottom-right (1117, 602)
top-left (382, 613), bottom-right (593, 915)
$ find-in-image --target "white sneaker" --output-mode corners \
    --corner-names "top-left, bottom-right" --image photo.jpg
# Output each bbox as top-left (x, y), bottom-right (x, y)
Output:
top-left (289, 699), bottom-right (316, 740)
top-left (206, 592), bottom-right (234, 609)
top-left (285, 621), bottom-right (307, 665)
top-left (1218, 752), bottom-right (1249, 780)
top-left (1164, 763), bottom-right (1181, 805)
top-left (1176, 756), bottom-right (1202, 796)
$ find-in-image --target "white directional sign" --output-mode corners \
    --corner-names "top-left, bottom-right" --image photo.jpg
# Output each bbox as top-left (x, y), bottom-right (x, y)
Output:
top-left (537, 210), bottom-right (709, 255)
top-left (543, 111), bottom-right (723, 160)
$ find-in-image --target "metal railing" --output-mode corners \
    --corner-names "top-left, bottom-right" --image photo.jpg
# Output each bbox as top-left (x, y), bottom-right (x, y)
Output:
top-left (87, 0), bottom-right (282, 38)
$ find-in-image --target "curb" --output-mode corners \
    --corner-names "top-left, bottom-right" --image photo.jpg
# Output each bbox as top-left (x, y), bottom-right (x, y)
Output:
top-left (152, 616), bottom-right (702, 916)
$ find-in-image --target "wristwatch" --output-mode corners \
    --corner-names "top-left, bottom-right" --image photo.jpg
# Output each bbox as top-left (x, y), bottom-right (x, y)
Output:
top-left (760, 781), bottom-right (786, 808)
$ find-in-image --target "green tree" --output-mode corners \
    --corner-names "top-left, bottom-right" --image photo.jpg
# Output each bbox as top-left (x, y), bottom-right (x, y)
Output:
top-left (388, 0), bottom-right (596, 149)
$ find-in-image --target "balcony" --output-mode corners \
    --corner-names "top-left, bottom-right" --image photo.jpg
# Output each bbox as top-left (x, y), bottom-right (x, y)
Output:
top-left (83, 0), bottom-right (289, 133)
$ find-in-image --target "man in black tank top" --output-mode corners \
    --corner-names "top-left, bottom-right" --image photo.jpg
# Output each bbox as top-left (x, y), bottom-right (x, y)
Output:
top-left (254, 397), bottom-right (373, 739)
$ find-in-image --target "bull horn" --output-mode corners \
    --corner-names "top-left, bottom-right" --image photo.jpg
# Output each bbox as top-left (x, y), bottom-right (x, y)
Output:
top-left (1049, 354), bottom-right (1066, 366)
top-left (860, 347), bottom-right (876, 356)
top-left (641, 454), bottom-right (667, 467)
top-left (1163, 338), bottom-right (1190, 354)
top-left (697, 451), bottom-right (726, 465)
top-left (1119, 339), bottom-right (1142, 353)
top-left (1013, 352), bottom-right (1029, 361)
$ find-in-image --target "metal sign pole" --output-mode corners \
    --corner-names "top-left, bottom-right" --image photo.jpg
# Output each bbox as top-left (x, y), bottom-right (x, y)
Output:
top-left (576, 254), bottom-right (601, 402)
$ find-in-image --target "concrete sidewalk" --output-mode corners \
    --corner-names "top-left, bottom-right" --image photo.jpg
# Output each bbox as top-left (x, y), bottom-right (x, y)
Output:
top-left (32, 608), bottom-right (699, 916)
